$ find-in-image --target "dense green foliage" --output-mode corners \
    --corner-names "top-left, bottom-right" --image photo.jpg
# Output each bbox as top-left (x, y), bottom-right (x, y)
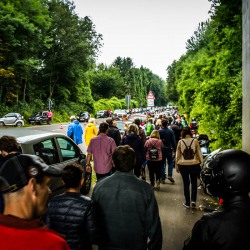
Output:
top-left (0, 0), bottom-right (166, 120)
top-left (166, 0), bottom-right (242, 149)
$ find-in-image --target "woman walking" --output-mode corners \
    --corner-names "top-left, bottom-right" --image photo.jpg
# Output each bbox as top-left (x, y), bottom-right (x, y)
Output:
top-left (144, 130), bottom-right (164, 190)
top-left (175, 127), bottom-right (203, 208)
top-left (121, 124), bottom-right (145, 177)
top-left (84, 118), bottom-right (98, 147)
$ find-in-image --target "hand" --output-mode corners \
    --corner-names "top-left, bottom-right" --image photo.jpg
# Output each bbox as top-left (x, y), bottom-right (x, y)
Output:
top-left (86, 164), bottom-right (92, 173)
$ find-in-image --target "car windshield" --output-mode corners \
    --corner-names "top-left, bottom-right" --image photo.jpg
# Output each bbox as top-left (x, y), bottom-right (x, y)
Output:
top-left (33, 112), bottom-right (42, 117)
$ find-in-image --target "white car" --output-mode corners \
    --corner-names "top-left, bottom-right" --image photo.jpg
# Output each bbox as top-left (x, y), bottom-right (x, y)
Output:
top-left (0, 112), bottom-right (24, 127)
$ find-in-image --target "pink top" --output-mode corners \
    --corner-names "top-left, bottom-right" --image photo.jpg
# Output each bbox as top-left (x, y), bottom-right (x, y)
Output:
top-left (87, 133), bottom-right (116, 174)
top-left (144, 138), bottom-right (164, 161)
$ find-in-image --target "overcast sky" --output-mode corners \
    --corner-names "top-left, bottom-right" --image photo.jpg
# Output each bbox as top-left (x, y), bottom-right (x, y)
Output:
top-left (73, 0), bottom-right (211, 79)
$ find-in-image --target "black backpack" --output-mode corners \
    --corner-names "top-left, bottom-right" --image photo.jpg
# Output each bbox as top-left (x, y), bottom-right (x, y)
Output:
top-left (149, 141), bottom-right (159, 160)
top-left (182, 139), bottom-right (195, 160)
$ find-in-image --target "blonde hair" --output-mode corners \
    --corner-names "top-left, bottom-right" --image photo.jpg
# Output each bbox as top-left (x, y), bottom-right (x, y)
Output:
top-left (150, 130), bottom-right (160, 139)
top-left (89, 118), bottom-right (95, 124)
top-left (155, 119), bottom-right (162, 126)
top-left (128, 124), bottom-right (139, 135)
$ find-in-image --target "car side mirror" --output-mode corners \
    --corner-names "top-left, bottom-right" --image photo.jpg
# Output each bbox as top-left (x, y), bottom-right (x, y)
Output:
top-left (79, 153), bottom-right (86, 160)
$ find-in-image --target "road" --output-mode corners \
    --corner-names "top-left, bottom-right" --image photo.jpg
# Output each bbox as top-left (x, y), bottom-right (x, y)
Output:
top-left (0, 122), bottom-right (219, 249)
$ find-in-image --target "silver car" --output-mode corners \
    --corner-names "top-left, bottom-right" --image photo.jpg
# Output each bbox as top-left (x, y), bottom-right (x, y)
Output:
top-left (0, 129), bottom-right (91, 195)
top-left (0, 112), bottom-right (24, 127)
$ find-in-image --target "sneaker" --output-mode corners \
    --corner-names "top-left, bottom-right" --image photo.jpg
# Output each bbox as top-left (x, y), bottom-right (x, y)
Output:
top-left (161, 180), bottom-right (166, 184)
top-left (154, 181), bottom-right (160, 191)
top-left (191, 201), bottom-right (196, 208)
top-left (183, 202), bottom-right (190, 208)
top-left (168, 177), bottom-right (175, 183)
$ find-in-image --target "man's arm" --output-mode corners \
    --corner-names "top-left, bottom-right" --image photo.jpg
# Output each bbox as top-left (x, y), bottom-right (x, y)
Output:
top-left (146, 190), bottom-right (163, 250)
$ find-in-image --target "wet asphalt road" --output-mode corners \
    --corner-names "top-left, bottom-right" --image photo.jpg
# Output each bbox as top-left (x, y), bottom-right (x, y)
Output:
top-left (2, 122), bottom-right (220, 250)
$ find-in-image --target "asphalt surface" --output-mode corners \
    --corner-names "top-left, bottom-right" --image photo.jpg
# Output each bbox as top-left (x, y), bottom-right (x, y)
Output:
top-left (0, 122), bottom-right (220, 249)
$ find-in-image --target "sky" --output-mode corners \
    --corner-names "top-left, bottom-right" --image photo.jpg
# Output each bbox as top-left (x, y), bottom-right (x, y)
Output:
top-left (73, 0), bottom-right (211, 80)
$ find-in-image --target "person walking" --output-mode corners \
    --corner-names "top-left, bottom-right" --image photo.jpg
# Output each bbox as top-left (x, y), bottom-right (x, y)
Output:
top-left (45, 163), bottom-right (98, 250)
top-left (0, 154), bottom-right (69, 249)
top-left (144, 130), bottom-right (164, 190)
top-left (121, 124), bottom-right (146, 177)
top-left (133, 117), bottom-right (147, 145)
top-left (84, 118), bottom-right (98, 147)
top-left (47, 110), bottom-right (53, 124)
top-left (92, 145), bottom-right (162, 250)
top-left (86, 122), bottom-right (116, 181)
top-left (106, 118), bottom-right (121, 146)
top-left (71, 119), bottom-right (83, 145)
top-left (175, 127), bottom-right (203, 208)
top-left (67, 115), bottom-right (76, 141)
top-left (159, 119), bottom-right (176, 184)
top-left (184, 149), bottom-right (250, 249)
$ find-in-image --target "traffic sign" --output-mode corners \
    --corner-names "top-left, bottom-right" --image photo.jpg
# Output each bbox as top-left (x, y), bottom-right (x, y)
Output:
top-left (147, 91), bottom-right (155, 100)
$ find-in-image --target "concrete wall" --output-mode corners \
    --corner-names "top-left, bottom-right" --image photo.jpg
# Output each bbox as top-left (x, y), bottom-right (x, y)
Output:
top-left (243, 0), bottom-right (250, 153)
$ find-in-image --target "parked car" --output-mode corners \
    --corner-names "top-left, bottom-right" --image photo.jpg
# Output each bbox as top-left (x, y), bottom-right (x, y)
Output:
top-left (96, 110), bottom-right (108, 118)
top-left (0, 129), bottom-right (91, 195)
top-left (77, 111), bottom-right (90, 122)
top-left (114, 109), bottom-right (127, 118)
top-left (28, 111), bottom-right (51, 125)
top-left (0, 112), bottom-right (24, 127)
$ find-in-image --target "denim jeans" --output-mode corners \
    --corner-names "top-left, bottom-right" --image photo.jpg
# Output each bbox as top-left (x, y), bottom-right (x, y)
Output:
top-left (161, 150), bottom-right (174, 180)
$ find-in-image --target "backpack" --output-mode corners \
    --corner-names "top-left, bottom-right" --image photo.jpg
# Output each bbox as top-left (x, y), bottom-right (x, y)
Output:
top-left (146, 123), bottom-right (153, 136)
top-left (149, 141), bottom-right (159, 160)
top-left (182, 139), bottom-right (196, 160)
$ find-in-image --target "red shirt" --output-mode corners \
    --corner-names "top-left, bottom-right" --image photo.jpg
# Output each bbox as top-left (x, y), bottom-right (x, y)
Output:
top-left (0, 214), bottom-right (69, 250)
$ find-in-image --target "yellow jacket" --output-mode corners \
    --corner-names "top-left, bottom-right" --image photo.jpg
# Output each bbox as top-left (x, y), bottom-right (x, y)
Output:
top-left (84, 123), bottom-right (98, 146)
top-left (175, 135), bottom-right (203, 170)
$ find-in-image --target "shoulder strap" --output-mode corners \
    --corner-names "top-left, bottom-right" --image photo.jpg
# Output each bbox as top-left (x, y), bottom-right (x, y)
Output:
top-left (181, 139), bottom-right (187, 147)
top-left (189, 138), bottom-right (195, 147)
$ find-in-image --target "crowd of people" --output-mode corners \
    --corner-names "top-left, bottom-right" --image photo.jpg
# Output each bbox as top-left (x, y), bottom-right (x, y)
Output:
top-left (0, 110), bottom-right (250, 249)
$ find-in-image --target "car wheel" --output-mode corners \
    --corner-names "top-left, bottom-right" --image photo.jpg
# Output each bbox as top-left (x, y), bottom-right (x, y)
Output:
top-left (0, 122), bottom-right (4, 127)
top-left (16, 121), bottom-right (22, 127)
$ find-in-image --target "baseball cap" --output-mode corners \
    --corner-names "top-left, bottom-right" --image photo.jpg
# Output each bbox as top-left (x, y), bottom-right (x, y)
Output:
top-left (0, 154), bottom-right (62, 194)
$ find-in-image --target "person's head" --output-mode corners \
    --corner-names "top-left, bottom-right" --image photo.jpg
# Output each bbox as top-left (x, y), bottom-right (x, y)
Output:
top-left (99, 122), bottom-right (109, 134)
top-left (181, 127), bottom-right (192, 138)
top-left (150, 130), bottom-right (160, 139)
top-left (155, 119), bottom-right (162, 127)
top-left (113, 121), bottom-right (117, 127)
top-left (70, 115), bottom-right (76, 122)
top-left (201, 149), bottom-right (250, 199)
top-left (148, 118), bottom-right (153, 124)
top-left (89, 118), bottom-right (95, 124)
top-left (62, 163), bottom-right (84, 190)
top-left (161, 119), bottom-right (168, 128)
top-left (0, 154), bottom-right (62, 218)
top-left (127, 124), bottom-right (139, 135)
top-left (192, 117), bottom-right (196, 121)
top-left (106, 117), bottom-right (113, 126)
top-left (0, 135), bottom-right (20, 156)
top-left (133, 117), bottom-right (141, 126)
top-left (112, 145), bottom-right (135, 172)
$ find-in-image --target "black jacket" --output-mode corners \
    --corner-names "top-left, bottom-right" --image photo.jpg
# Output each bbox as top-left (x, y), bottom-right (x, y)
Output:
top-left (183, 196), bottom-right (250, 250)
top-left (121, 133), bottom-right (146, 166)
top-left (45, 192), bottom-right (98, 250)
top-left (107, 125), bottom-right (121, 146)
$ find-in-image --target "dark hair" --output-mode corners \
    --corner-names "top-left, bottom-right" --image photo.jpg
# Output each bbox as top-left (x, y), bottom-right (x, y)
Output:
top-left (62, 163), bottom-right (84, 189)
top-left (133, 118), bottom-right (141, 126)
top-left (0, 136), bottom-right (20, 153)
top-left (112, 145), bottom-right (135, 172)
top-left (161, 119), bottom-right (168, 128)
top-left (99, 122), bottom-right (109, 133)
top-left (181, 127), bottom-right (192, 138)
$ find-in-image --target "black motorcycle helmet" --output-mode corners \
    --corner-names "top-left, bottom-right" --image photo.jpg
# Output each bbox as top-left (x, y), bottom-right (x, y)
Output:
top-left (201, 149), bottom-right (250, 199)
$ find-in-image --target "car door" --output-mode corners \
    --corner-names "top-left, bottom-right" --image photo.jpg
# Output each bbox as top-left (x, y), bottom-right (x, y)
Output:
top-left (42, 112), bottom-right (48, 122)
top-left (4, 113), bottom-right (17, 125)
